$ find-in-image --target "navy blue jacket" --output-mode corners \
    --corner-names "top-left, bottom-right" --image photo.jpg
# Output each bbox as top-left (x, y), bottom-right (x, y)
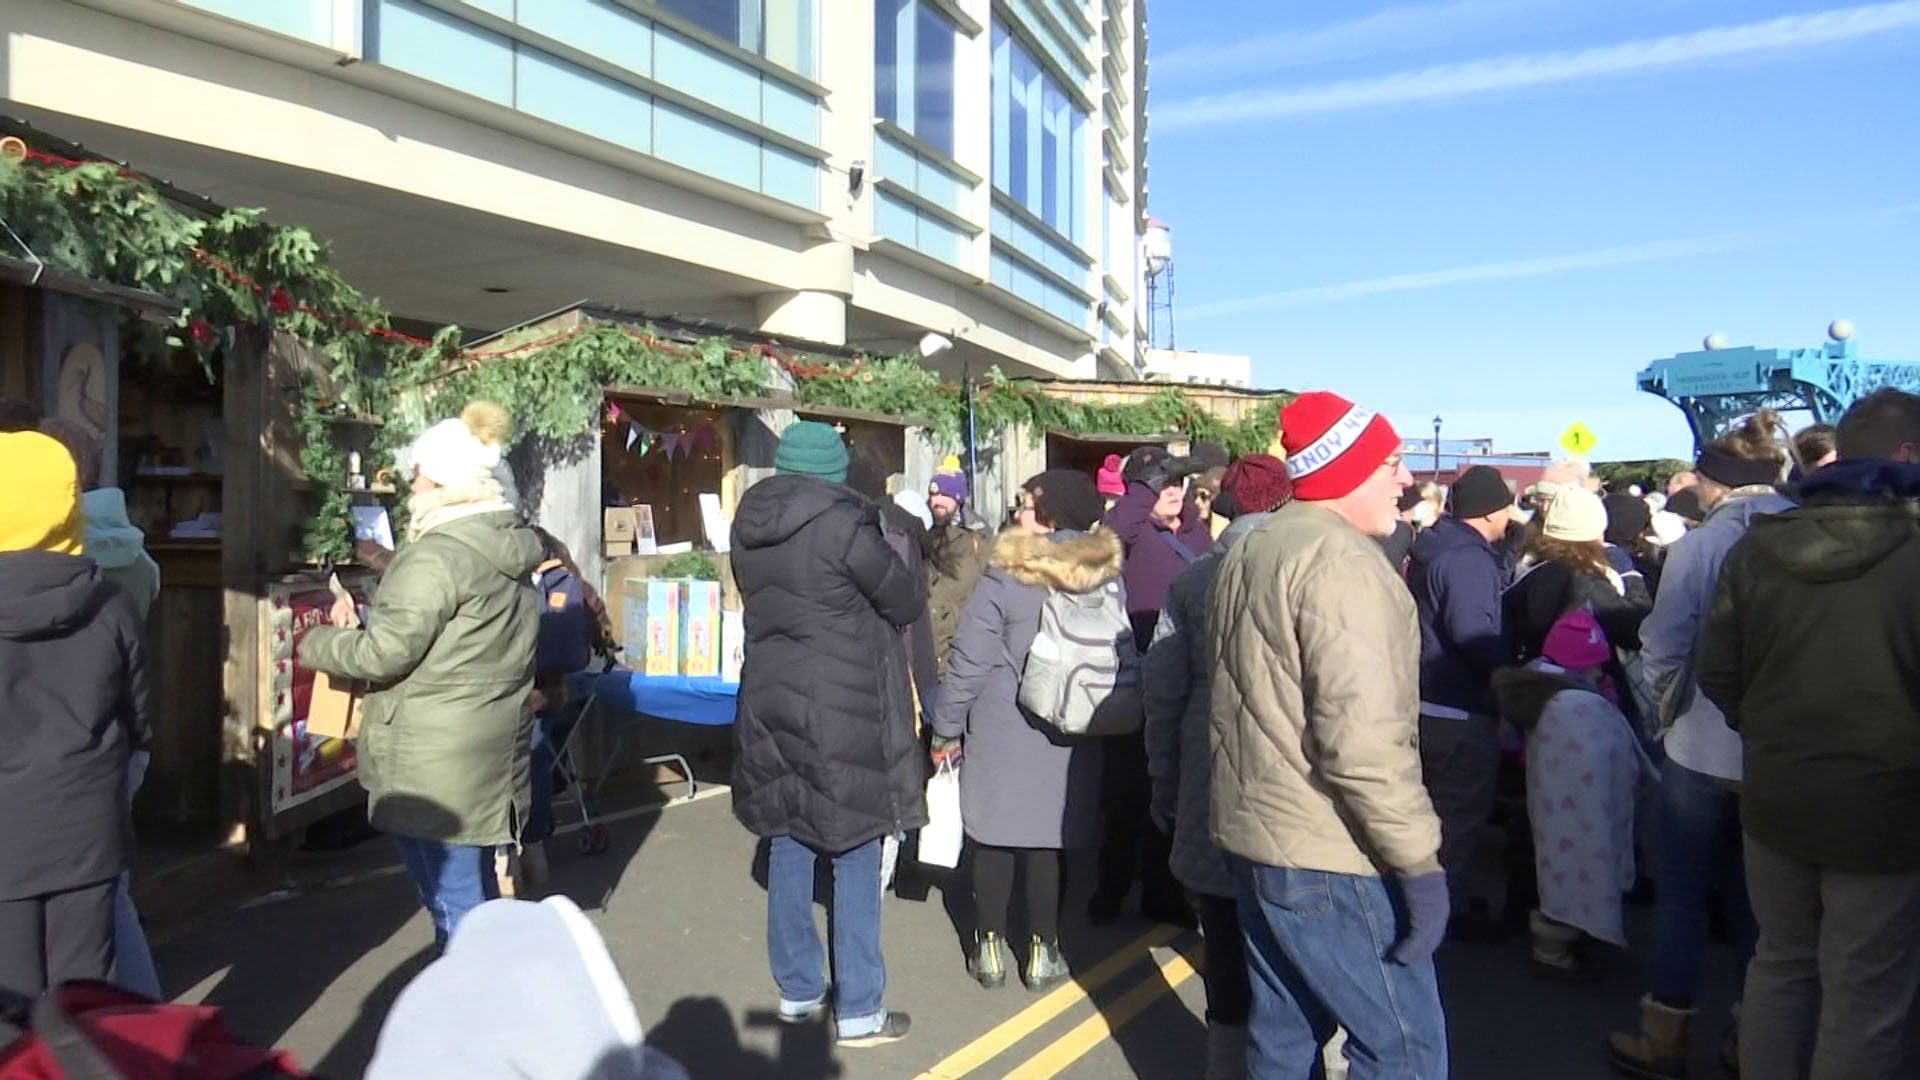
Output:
top-left (1408, 517), bottom-right (1510, 715)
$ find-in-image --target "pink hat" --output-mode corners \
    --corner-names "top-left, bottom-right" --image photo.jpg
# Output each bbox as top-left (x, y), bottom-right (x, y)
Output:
top-left (1542, 607), bottom-right (1612, 671)
top-left (1096, 453), bottom-right (1126, 497)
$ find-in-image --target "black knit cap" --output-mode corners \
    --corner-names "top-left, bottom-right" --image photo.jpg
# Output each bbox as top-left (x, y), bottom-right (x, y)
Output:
top-left (1447, 465), bottom-right (1510, 520)
top-left (1603, 493), bottom-right (1652, 546)
top-left (1667, 487), bottom-right (1706, 523)
top-left (1024, 470), bottom-right (1105, 533)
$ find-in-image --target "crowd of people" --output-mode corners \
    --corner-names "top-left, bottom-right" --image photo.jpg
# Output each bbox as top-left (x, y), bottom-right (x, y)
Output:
top-left (5, 383), bottom-right (1918, 1080)
top-left (727, 390), bottom-right (1920, 1080)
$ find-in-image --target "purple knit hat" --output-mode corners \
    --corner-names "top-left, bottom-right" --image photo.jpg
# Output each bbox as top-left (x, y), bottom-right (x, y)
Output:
top-left (929, 470), bottom-right (968, 505)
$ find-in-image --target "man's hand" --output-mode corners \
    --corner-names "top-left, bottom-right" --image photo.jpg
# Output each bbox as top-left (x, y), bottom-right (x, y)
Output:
top-left (329, 594), bottom-right (360, 629)
top-left (1388, 871), bottom-right (1451, 966)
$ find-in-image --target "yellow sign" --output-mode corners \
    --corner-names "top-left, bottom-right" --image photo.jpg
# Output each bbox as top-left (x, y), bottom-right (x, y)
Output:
top-left (1558, 421), bottom-right (1598, 457)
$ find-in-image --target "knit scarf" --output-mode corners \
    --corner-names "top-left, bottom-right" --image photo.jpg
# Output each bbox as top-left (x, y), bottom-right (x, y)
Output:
top-left (408, 469), bottom-right (516, 542)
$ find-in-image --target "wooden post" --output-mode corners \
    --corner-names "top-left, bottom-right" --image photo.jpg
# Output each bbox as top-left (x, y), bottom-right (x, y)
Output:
top-left (219, 329), bottom-right (267, 851)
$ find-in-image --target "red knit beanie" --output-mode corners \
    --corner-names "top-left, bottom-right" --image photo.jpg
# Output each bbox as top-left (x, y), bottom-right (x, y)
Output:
top-left (1220, 453), bottom-right (1292, 515)
top-left (1279, 391), bottom-right (1401, 501)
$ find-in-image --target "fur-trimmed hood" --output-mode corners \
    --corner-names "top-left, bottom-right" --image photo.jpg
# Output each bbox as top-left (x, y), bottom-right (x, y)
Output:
top-left (990, 528), bottom-right (1124, 593)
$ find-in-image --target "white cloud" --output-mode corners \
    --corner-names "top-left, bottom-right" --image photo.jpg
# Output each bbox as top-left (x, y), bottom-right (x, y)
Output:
top-left (1152, 0), bottom-right (1542, 78)
top-left (1183, 203), bottom-right (1920, 321)
top-left (1156, 1), bottom-right (1920, 129)
top-left (1183, 236), bottom-right (1745, 320)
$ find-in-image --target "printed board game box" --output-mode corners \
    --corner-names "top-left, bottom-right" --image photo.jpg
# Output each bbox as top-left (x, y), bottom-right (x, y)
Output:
top-left (722, 610), bottom-right (745, 683)
top-left (642, 579), bottom-right (680, 676)
top-left (680, 580), bottom-right (722, 677)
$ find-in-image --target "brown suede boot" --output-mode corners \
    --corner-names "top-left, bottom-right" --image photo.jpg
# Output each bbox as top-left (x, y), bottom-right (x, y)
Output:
top-left (1606, 995), bottom-right (1694, 1079)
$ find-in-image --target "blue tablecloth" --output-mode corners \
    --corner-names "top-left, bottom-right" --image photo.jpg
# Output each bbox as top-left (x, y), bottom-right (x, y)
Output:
top-left (567, 667), bottom-right (738, 728)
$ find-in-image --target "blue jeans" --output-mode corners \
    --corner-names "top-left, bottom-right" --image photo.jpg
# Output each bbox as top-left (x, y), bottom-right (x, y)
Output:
top-left (766, 835), bottom-right (886, 1038)
top-left (1649, 757), bottom-right (1756, 1005)
top-left (526, 711), bottom-right (559, 844)
top-left (1231, 856), bottom-right (1449, 1079)
top-left (393, 835), bottom-right (498, 946)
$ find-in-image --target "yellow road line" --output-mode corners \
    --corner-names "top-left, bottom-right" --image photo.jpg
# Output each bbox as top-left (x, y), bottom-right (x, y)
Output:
top-left (999, 947), bottom-right (1199, 1080)
top-left (915, 924), bottom-right (1183, 1080)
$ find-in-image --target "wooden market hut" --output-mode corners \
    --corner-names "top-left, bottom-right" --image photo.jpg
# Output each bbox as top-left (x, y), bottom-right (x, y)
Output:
top-left (468, 302), bottom-right (946, 601)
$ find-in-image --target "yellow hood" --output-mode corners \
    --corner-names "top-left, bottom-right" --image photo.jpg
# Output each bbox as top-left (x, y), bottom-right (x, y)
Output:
top-left (0, 432), bottom-right (84, 555)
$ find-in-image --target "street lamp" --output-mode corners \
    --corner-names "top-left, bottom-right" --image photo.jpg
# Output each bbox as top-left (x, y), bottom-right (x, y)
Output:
top-left (1431, 416), bottom-right (1443, 481)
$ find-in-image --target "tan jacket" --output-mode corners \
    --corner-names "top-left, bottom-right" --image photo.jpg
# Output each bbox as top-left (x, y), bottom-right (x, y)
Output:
top-left (1208, 501), bottom-right (1441, 878)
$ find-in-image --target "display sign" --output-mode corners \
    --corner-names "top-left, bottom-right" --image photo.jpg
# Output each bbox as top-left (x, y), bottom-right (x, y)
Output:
top-left (266, 583), bottom-right (362, 816)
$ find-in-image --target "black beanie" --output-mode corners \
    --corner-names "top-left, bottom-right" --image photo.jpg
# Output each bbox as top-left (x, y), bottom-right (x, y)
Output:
top-left (1024, 470), bottom-right (1105, 533)
top-left (1447, 465), bottom-right (1510, 520)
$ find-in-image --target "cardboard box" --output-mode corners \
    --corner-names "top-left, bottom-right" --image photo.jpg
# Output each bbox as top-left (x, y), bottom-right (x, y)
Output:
top-left (604, 506), bottom-right (637, 547)
top-left (306, 672), bottom-right (363, 740)
top-left (722, 610), bottom-right (745, 684)
top-left (642, 579), bottom-right (680, 677)
top-left (680, 580), bottom-right (722, 678)
top-left (604, 540), bottom-right (633, 558)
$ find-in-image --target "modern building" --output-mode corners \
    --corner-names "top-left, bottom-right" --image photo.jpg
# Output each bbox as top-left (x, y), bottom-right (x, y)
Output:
top-left (1141, 346), bottom-right (1250, 388)
top-left (2, 0), bottom-right (1151, 378)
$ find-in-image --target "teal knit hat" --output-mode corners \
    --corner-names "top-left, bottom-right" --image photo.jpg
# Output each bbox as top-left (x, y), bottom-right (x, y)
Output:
top-left (774, 420), bottom-right (849, 484)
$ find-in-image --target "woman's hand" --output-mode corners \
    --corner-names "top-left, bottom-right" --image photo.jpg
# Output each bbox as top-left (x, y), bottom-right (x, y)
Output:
top-left (930, 735), bottom-right (962, 769)
top-left (329, 594), bottom-right (359, 629)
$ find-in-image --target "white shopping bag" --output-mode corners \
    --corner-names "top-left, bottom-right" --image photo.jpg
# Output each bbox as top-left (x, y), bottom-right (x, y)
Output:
top-left (917, 762), bottom-right (963, 869)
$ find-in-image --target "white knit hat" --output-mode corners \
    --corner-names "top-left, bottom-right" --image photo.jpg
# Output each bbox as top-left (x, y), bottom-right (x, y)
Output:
top-left (407, 401), bottom-right (511, 490)
top-left (1542, 485), bottom-right (1607, 543)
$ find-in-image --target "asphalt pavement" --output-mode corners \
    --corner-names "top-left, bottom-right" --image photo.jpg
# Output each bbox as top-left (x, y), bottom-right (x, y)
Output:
top-left (151, 790), bottom-right (1738, 1079)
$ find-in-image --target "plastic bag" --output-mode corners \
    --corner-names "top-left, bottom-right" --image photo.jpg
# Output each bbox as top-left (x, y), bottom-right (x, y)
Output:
top-left (917, 762), bottom-right (963, 869)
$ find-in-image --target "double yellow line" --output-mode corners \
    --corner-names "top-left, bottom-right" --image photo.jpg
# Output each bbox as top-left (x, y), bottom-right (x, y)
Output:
top-left (915, 924), bottom-right (1199, 1080)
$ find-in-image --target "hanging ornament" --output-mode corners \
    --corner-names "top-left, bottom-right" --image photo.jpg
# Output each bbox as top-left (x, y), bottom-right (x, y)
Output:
top-left (607, 402), bottom-right (622, 424)
top-left (660, 432), bottom-right (682, 459)
top-left (626, 423), bottom-right (639, 451)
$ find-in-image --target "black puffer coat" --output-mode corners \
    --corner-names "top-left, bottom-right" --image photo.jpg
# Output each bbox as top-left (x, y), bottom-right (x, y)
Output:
top-left (730, 475), bottom-right (929, 852)
top-left (0, 552), bottom-right (150, 902)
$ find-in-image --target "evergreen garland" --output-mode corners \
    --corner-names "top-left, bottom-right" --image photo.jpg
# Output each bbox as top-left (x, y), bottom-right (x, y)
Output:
top-left (2, 151), bottom-right (1287, 564)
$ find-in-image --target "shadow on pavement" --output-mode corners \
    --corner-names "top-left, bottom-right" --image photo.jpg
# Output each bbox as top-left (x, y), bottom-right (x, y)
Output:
top-left (645, 996), bottom-right (843, 1080)
top-left (155, 790), bottom-right (666, 1079)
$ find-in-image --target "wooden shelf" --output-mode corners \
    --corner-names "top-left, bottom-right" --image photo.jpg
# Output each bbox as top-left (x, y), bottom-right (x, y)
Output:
top-left (148, 539), bottom-right (221, 552)
top-left (322, 414), bottom-right (385, 429)
top-left (133, 472), bottom-right (223, 485)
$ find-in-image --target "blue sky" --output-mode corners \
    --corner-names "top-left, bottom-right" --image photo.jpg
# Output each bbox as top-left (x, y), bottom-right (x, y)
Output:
top-left (1147, 0), bottom-right (1920, 460)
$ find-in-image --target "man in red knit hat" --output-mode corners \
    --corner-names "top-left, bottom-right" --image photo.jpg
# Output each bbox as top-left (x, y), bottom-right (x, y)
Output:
top-left (1209, 391), bottom-right (1449, 1078)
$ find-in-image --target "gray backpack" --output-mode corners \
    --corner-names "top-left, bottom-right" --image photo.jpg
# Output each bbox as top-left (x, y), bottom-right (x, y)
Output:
top-left (1017, 581), bottom-right (1144, 737)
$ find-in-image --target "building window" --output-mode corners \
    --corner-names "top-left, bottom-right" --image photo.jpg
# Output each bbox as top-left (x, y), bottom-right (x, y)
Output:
top-left (993, 23), bottom-right (1085, 243)
top-left (875, 0), bottom-right (957, 154)
top-left (656, 0), bottom-right (815, 77)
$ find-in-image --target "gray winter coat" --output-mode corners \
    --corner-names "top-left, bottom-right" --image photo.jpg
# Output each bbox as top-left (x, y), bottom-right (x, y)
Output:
top-left (1143, 513), bottom-right (1267, 897)
top-left (931, 529), bottom-right (1116, 849)
top-left (1640, 486), bottom-right (1795, 782)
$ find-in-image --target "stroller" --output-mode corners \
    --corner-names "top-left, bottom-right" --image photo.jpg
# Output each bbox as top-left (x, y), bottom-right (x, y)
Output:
top-left (535, 653), bottom-right (618, 857)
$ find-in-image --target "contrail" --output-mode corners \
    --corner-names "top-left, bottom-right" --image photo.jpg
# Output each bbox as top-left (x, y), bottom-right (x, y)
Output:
top-left (1156, 1), bottom-right (1920, 129)
top-left (1182, 204), bottom-right (1920, 321)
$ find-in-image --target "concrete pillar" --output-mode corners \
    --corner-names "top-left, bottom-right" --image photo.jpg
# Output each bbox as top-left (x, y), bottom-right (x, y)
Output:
top-left (755, 289), bottom-right (848, 346)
